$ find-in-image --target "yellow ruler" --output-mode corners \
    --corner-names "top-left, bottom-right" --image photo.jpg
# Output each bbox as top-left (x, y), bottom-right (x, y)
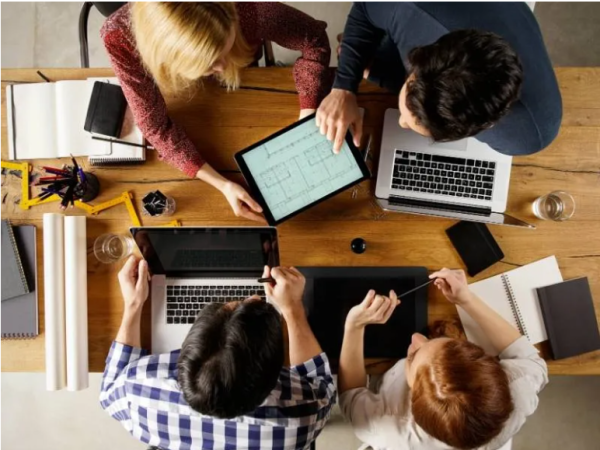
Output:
top-left (1, 161), bottom-right (183, 228)
top-left (1, 161), bottom-right (61, 209)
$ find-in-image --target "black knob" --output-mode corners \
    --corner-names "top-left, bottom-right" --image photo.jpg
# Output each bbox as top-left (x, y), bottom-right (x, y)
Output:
top-left (351, 238), bottom-right (367, 254)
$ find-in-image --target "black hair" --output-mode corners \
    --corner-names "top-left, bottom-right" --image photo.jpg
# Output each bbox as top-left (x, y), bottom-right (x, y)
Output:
top-left (405, 29), bottom-right (523, 141)
top-left (177, 300), bottom-right (284, 418)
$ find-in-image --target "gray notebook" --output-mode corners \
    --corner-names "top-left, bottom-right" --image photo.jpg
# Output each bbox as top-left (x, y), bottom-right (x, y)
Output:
top-left (1, 225), bottom-right (39, 339)
top-left (1, 220), bottom-right (31, 301)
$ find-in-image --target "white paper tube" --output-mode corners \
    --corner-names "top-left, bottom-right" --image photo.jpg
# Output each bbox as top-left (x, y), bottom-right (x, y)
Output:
top-left (64, 216), bottom-right (89, 391)
top-left (43, 213), bottom-right (66, 391)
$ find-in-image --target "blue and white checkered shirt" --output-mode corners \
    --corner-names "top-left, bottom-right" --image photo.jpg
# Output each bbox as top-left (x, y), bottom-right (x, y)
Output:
top-left (100, 342), bottom-right (336, 450)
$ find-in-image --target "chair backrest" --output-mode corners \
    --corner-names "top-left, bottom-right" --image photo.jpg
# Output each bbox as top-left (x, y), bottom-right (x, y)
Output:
top-left (93, 2), bottom-right (126, 18)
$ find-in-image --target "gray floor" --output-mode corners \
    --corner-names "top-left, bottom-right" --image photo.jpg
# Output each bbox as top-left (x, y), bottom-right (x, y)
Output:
top-left (2, 2), bottom-right (600, 450)
top-left (535, 2), bottom-right (600, 66)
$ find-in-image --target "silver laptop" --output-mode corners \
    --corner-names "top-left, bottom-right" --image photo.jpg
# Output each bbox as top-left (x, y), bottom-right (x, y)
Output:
top-left (375, 109), bottom-right (533, 228)
top-left (131, 227), bottom-right (279, 354)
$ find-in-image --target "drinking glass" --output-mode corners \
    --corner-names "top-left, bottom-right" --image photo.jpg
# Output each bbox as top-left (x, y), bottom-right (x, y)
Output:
top-left (93, 234), bottom-right (134, 264)
top-left (532, 191), bottom-right (575, 221)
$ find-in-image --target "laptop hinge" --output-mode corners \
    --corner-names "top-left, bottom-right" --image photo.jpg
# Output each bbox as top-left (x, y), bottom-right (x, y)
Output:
top-left (389, 195), bottom-right (492, 216)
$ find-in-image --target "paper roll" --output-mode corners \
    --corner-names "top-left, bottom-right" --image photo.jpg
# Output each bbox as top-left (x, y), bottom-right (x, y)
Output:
top-left (43, 213), bottom-right (66, 391)
top-left (64, 216), bottom-right (89, 391)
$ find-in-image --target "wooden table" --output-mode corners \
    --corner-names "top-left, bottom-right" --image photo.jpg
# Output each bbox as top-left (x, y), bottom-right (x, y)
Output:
top-left (2, 68), bottom-right (599, 375)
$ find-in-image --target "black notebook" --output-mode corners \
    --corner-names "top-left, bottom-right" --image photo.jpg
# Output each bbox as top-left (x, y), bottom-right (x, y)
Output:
top-left (84, 81), bottom-right (127, 138)
top-left (1, 220), bottom-right (30, 301)
top-left (1, 224), bottom-right (39, 339)
top-left (446, 221), bottom-right (504, 277)
top-left (537, 277), bottom-right (600, 360)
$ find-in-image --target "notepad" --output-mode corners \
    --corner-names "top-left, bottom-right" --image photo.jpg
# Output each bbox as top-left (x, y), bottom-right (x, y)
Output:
top-left (1, 224), bottom-right (39, 339)
top-left (86, 77), bottom-right (146, 166)
top-left (6, 81), bottom-right (111, 160)
top-left (1, 220), bottom-right (30, 302)
top-left (457, 256), bottom-right (563, 355)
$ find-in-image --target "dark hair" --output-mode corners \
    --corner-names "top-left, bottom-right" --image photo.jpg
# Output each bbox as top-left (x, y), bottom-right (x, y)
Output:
top-left (177, 301), bottom-right (284, 418)
top-left (411, 339), bottom-right (514, 449)
top-left (405, 29), bottom-right (523, 141)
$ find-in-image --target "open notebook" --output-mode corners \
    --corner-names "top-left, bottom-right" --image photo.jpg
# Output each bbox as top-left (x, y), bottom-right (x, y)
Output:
top-left (457, 256), bottom-right (563, 355)
top-left (6, 78), bottom-right (145, 163)
top-left (6, 81), bottom-right (110, 159)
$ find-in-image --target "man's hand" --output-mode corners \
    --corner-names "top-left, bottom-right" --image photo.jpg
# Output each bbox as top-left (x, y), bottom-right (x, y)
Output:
top-left (261, 266), bottom-right (305, 318)
top-left (221, 181), bottom-right (266, 223)
top-left (345, 290), bottom-right (399, 331)
top-left (316, 88), bottom-right (362, 153)
top-left (429, 268), bottom-right (473, 306)
top-left (118, 256), bottom-right (150, 313)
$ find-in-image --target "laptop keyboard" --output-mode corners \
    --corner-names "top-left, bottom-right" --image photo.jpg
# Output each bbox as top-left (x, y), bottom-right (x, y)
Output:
top-left (165, 284), bottom-right (266, 325)
top-left (392, 150), bottom-right (496, 201)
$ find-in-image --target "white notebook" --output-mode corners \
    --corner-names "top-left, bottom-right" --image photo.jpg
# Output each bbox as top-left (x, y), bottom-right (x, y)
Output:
top-left (6, 81), bottom-right (110, 159)
top-left (86, 77), bottom-right (146, 166)
top-left (457, 256), bottom-right (563, 355)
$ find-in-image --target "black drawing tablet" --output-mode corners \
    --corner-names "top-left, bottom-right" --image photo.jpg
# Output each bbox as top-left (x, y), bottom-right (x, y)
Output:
top-left (298, 267), bottom-right (429, 370)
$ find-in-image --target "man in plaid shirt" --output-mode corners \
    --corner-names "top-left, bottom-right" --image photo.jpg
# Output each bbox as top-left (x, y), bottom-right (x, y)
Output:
top-left (100, 257), bottom-right (336, 450)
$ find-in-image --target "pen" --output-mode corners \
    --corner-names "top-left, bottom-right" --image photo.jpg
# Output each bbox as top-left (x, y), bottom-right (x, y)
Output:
top-left (257, 277), bottom-right (275, 284)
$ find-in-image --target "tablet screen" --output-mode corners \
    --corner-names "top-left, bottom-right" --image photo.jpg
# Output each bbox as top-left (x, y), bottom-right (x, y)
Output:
top-left (240, 117), bottom-right (365, 222)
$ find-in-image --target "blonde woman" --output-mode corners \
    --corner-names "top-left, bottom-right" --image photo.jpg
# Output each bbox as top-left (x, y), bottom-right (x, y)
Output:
top-left (101, 3), bottom-right (331, 222)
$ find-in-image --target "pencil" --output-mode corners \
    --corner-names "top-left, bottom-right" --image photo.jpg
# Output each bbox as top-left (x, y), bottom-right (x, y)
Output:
top-left (92, 136), bottom-right (152, 149)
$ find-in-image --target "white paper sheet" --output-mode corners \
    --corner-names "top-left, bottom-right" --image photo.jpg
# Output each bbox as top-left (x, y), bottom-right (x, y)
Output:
top-left (43, 213), bottom-right (66, 391)
top-left (64, 216), bottom-right (89, 391)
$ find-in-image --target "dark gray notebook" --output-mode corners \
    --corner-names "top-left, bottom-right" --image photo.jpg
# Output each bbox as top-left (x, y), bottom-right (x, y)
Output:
top-left (537, 277), bottom-right (600, 360)
top-left (1, 220), bottom-right (31, 301)
top-left (1, 225), bottom-right (39, 339)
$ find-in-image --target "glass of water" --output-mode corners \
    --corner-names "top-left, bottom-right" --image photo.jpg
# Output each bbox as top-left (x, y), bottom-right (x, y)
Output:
top-left (94, 234), bottom-right (135, 264)
top-left (532, 191), bottom-right (575, 221)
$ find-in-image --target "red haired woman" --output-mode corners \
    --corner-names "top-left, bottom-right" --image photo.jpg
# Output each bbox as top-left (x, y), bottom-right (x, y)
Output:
top-left (339, 268), bottom-right (548, 450)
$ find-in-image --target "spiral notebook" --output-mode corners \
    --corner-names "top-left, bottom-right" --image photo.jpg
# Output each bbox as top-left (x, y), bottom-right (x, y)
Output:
top-left (1, 224), bottom-right (39, 339)
top-left (1, 220), bottom-right (30, 301)
top-left (457, 256), bottom-right (563, 355)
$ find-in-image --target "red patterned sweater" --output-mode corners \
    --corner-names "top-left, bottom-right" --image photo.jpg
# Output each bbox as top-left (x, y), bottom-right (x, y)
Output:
top-left (101, 3), bottom-right (331, 177)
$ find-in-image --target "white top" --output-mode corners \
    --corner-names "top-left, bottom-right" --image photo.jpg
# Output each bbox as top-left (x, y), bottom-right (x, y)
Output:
top-left (339, 337), bottom-right (548, 450)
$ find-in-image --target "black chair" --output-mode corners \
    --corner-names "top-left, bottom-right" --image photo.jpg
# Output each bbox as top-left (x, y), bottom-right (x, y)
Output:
top-left (79, 2), bottom-right (275, 68)
top-left (79, 2), bottom-right (125, 68)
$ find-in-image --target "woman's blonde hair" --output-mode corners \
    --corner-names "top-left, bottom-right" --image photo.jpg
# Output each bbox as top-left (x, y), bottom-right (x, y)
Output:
top-left (130, 2), bottom-right (254, 94)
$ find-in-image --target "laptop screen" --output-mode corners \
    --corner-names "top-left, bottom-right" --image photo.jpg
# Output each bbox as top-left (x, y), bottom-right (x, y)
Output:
top-left (130, 227), bottom-right (279, 277)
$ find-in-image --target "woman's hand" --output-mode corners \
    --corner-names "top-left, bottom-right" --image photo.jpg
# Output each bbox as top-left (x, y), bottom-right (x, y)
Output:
top-left (299, 108), bottom-right (316, 120)
top-left (429, 268), bottom-right (473, 306)
top-left (345, 290), bottom-right (399, 331)
top-left (118, 256), bottom-right (150, 313)
top-left (221, 181), bottom-right (266, 223)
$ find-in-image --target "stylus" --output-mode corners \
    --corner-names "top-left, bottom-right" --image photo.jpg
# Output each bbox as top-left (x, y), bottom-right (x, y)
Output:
top-left (398, 279), bottom-right (435, 299)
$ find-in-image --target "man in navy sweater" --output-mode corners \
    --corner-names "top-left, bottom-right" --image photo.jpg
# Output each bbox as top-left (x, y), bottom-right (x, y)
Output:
top-left (317, 2), bottom-right (562, 156)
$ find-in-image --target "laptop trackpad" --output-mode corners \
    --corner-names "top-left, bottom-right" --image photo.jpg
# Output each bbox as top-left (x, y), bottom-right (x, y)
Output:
top-left (306, 277), bottom-right (419, 361)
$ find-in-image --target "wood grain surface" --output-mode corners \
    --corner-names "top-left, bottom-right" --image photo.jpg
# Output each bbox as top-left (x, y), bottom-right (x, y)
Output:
top-left (1, 67), bottom-right (599, 375)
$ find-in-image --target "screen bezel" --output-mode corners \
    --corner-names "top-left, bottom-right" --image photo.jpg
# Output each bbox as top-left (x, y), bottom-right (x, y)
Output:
top-left (235, 113), bottom-right (371, 226)
top-left (130, 226), bottom-right (279, 278)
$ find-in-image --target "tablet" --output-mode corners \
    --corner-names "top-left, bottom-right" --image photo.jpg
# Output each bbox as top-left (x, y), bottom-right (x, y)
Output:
top-left (298, 266), bottom-right (429, 368)
top-left (235, 114), bottom-right (370, 225)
